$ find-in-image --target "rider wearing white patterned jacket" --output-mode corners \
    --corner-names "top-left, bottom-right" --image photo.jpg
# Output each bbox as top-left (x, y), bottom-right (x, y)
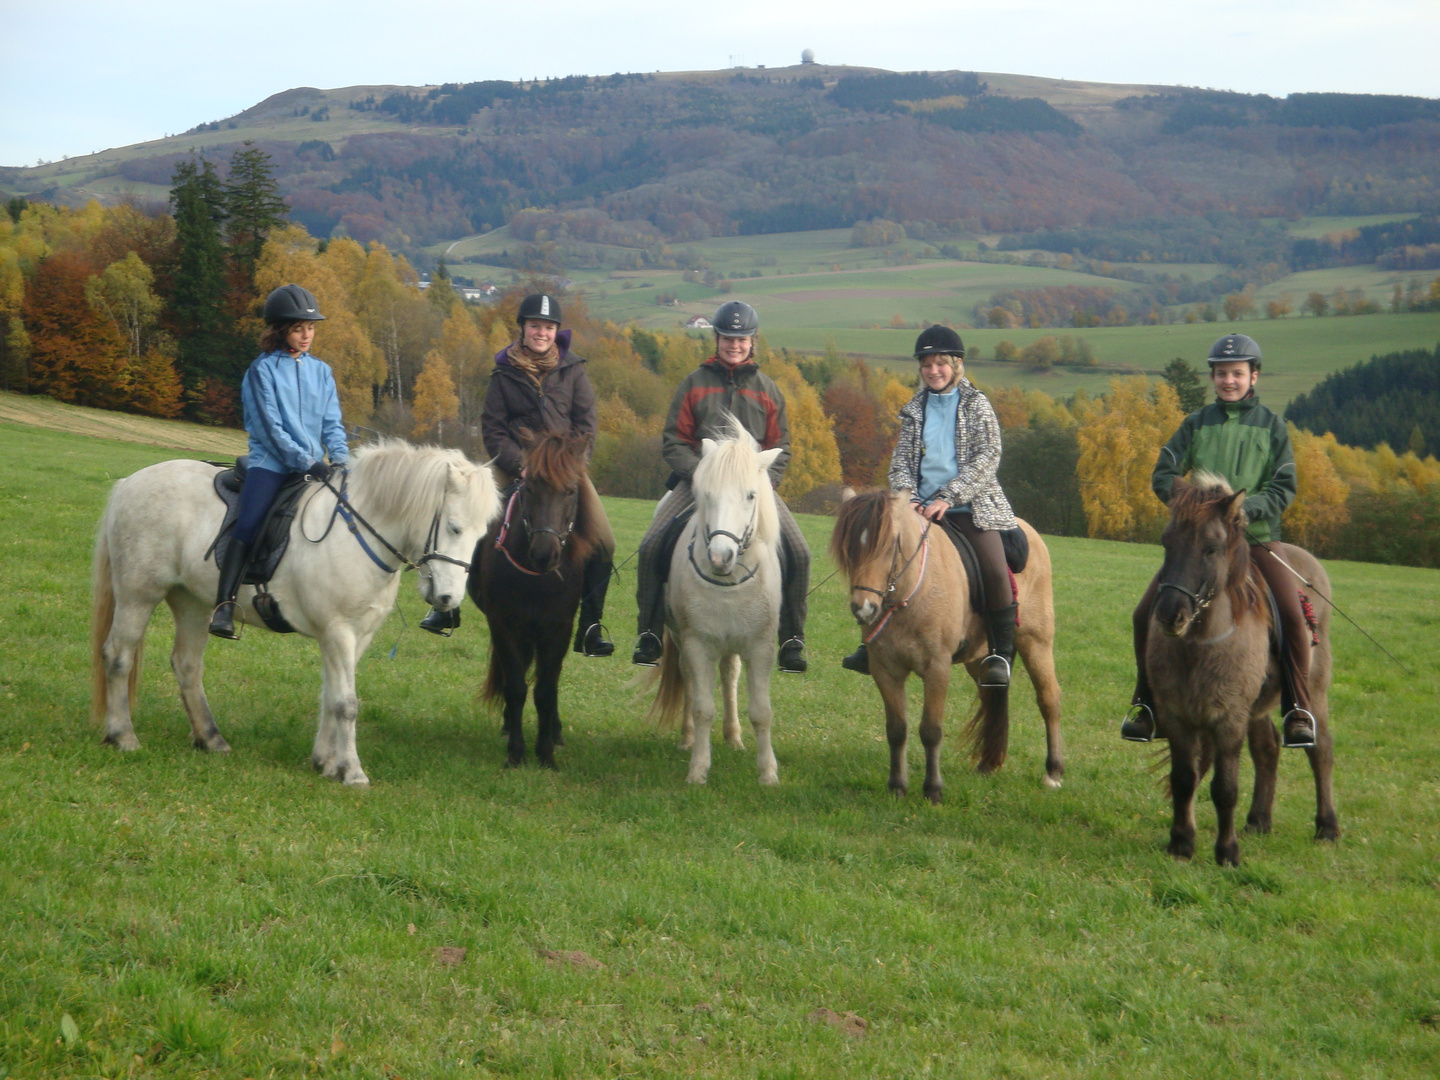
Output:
top-left (210, 284), bottom-right (348, 639)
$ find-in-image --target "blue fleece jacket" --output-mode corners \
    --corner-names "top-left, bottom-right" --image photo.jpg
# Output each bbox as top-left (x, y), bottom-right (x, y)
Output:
top-left (241, 350), bottom-right (349, 474)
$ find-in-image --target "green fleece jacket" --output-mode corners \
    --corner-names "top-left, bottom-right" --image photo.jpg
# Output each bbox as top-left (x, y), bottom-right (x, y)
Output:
top-left (1151, 393), bottom-right (1296, 543)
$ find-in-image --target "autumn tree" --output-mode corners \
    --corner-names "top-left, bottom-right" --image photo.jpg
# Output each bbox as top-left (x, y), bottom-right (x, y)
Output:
top-left (411, 350), bottom-right (460, 439)
top-left (824, 380), bottom-right (889, 487)
top-left (1283, 426), bottom-right (1350, 551)
top-left (764, 354), bottom-right (841, 499)
top-left (1075, 377), bottom-right (1184, 542)
top-left (23, 250), bottom-right (130, 409)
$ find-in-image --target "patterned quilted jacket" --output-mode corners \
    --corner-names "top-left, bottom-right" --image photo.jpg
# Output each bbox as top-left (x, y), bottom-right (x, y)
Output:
top-left (887, 379), bottom-right (1017, 531)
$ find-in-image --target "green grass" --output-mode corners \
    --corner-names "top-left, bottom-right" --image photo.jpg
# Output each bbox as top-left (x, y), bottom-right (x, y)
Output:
top-left (1282, 214), bottom-right (1420, 239)
top-left (3, 419), bottom-right (1440, 1078)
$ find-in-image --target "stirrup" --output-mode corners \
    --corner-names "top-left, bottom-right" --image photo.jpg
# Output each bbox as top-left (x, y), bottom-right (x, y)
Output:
top-left (1281, 708), bottom-right (1317, 749)
top-left (1120, 702), bottom-right (1156, 742)
top-left (978, 653), bottom-right (1011, 689)
top-left (631, 631), bottom-right (663, 667)
top-left (577, 622), bottom-right (615, 658)
top-left (208, 601), bottom-right (241, 640)
top-left (419, 606), bottom-right (461, 637)
top-left (777, 637), bottom-right (807, 674)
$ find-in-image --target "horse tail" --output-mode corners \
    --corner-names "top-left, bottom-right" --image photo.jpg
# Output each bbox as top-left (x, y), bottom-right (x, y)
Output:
top-left (90, 521), bottom-right (142, 725)
top-left (965, 685), bottom-right (1009, 774)
top-left (649, 630), bottom-right (686, 731)
top-left (481, 643), bottom-right (502, 707)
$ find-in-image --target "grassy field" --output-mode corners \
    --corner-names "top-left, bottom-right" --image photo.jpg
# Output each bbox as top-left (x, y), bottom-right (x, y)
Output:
top-left (2, 415), bottom-right (1439, 1078)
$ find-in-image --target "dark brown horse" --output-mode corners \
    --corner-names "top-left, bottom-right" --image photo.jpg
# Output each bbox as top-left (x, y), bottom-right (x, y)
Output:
top-left (468, 432), bottom-right (600, 767)
top-left (829, 491), bottom-right (1064, 803)
top-left (1146, 473), bottom-right (1338, 866)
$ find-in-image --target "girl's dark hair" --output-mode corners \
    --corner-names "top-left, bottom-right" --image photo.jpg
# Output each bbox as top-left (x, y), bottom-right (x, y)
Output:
top-left (260, 320), bottom-right (302, 354)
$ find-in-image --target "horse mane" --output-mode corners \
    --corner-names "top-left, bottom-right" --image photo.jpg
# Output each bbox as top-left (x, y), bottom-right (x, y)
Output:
top-left (691, 413), bottom-right (779, 545)
top-left (520, 431), bottom-right (599, 563)
top-left (1170, 471), bottom-right (1264, 617)
top-left (829, 490), bottom-right (897, 576)
top-left (348, 438), bottom-right (494, 548)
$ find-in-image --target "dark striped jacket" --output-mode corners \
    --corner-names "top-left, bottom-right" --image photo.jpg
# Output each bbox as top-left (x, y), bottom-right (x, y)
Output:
top-left (662, 358), bottom-right (790, 485)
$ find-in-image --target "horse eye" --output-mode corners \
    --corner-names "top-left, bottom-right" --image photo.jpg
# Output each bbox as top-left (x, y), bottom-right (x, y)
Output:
top-left (747, 491), bottom-right (756, 501)
top-left (448, 523), bottom-right (463, 536)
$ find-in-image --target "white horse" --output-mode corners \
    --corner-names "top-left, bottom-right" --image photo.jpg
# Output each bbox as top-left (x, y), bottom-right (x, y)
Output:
top-left (649, 422), bottom-right (783, 785)
top-left (90, 439), bottom-right (501, 787)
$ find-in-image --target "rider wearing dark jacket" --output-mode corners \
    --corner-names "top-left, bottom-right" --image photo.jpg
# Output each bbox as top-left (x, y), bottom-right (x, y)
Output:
top-left (420, 293), bottom-right (616, 656)
top-left (632, 300), bottom-right (810, 673)
top-left (1121, 333), bottom-right (1315, 749)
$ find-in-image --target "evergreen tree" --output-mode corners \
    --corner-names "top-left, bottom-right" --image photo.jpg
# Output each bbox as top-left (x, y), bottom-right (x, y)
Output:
top-left (1162, 357), bottom-right (1207, 413)
top-left (169, 157), bottom-right (232, 413)
top-left (224, 143), bottom-right (289, 277)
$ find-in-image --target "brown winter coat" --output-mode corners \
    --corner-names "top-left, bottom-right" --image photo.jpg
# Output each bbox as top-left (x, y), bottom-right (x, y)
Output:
top-left (481, 329), bottom-right (598, 480)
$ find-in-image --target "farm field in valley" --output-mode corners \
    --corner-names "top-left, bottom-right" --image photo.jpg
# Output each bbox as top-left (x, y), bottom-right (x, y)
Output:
top-left (2, 415), bottom-right (1438, 1077)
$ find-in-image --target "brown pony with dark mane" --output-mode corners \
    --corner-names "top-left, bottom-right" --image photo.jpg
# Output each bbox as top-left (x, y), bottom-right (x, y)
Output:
top-left (1146, 473), bottom-right (1338, 866)
top-left (468, 431), bottom-right (600, 767)
top-left (830, 491), bottom-right (1063, 803)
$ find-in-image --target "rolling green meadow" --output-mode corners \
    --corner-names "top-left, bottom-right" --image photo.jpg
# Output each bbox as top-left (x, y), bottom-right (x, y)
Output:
top-left (2, 416), bottom-right (1439, 1078)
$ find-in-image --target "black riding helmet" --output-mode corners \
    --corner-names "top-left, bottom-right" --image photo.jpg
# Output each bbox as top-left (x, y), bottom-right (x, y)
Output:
top-left (914, 325), bottom-right (964, 359)
top-left (713, 300), bottom-right (759, 337)
top-left (1208, 333), bottom-right (1262, 371)
top-left (517, 292), bottom-right (561, 326)
top-left (263, 284), bottom-right (326, 324)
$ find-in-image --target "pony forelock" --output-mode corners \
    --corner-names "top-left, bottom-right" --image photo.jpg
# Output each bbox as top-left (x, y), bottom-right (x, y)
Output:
top-left (692, 415), bottom-right (777, 543)
top-left (830, 490), bottom-right (897, 576)
top-left (1168, 470), bottom-right (1261, 615)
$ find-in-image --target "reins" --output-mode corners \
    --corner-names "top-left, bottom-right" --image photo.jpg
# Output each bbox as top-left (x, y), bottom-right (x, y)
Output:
top-left (494, 482), bottom-right (577, 578)
top-left (315, 472), bottom-right (472, 577)
top-left (857, 519), bottom-right (933, 645)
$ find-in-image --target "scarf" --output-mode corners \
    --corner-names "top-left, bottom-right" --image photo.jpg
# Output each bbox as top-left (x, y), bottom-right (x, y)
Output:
top-left (507, 340), bottom-right (560, 387)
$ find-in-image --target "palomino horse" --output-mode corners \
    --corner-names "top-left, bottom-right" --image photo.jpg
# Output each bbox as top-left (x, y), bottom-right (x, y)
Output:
top-left (91, 440), bottom-right (501, 786)
top-left (469, 432), bottom-right (601, 768)
top-left (1146, 473), bottom-right (1337, 866)
top-left (830, 491), bottom-right (1063, 802)
top-left (648, 422), bottom-right (783, 785)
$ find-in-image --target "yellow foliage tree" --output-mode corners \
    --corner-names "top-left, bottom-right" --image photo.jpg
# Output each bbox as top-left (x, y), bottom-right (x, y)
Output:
top-left (253, 225), bottom-right (384, 422)
top-left (1076, 377), bottom-right (1184, 541)
top-left (1283, 426), bottom-right (1350, 551)
top-left (763, 355), bottom-right (841, 500)
top-left (432, 307), bottom-right (491, 434)
top-left (411, 350), bottom-right (460, 440)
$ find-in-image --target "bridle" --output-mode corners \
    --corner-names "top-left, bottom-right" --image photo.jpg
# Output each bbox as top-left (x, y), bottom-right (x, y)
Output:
top-left (318, 473), bottom-right (472, 576)
top-left (494, 482), bottom-right (577, 577)
top-left (686, 494), bottom-right (760, 587)
top-left (854, 519), bottom-right (932, 644)
top-left (1156, 578), bottom-right (1215, 614)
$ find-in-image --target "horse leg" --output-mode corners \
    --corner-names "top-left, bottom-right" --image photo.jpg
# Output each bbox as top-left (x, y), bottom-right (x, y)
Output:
top-left (721, 653), bottom-right (744, 749)
top-left (743, 648), bottom-right (777, 786)
top-left (531, 633), bottom-right (567, 769)
top-left (1016, 630), bottom-right (1064, 788)
top-left (165, 590), bottom-right (230, 753)
top-left (681, 642), bottom-right (717, 784)
top-left (918, 662), bottom-right (951, 805)
top-left (499, 636), bottom-right (533, 768)
top-left (314, 629), bottom-right (369, 787)
top-left (1245, 713), bottom-right (1280, 835)
top-left (1166, 727), bottom-right (1200, 860)
top-left (1306, 688), bottom-right (1341, 842)
top-left (1210, 728), bottom-right (1246, 866)
top-left (99, 597), bottom-right (160, 751)
top-left (872, 667), bottom-right (909, 797)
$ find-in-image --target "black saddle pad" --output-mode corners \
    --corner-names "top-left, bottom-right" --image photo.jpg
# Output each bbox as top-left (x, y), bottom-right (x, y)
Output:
top-left (655, 503), bottom-right (696, 585)
top-left (937, 516), bottom-right (1029, 613)
top-left (208, 457), bottom-right (310, 586)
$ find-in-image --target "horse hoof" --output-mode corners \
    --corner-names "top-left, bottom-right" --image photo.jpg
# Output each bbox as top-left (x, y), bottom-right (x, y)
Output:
top-left (1043, 774), bottom-right (1063, 790)
top-left (924, 788), bottom-right (943, 805)
top-left (888, 784), bottom-right (907, 799)
top-left (103, 731), bottom-right (141, 752)
top-left (1315, 823), bottom-right (1340, 843)
top-left (726, 736), bottom-right (745, 750)
top-left (1215, 847), bottom-right (1240, 867)
top-left (758, 772), bottom-right (778, 786)
top-left (1244, 816), bottom-right (1272, 835)
top-left (193, 735), bottom-right (232, 753)
top-left (678, 736), bottom-right (694, 751)
top-left (686, 772), bottom-right (708, 785)
top-left (343, 773), bottom-right (371, 789)
top-left (1167, 839), bottom-right (1195, 861)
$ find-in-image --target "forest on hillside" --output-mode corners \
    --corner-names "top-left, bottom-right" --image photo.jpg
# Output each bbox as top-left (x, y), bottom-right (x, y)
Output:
top-left (8, 71), bottom-right (1439, 275)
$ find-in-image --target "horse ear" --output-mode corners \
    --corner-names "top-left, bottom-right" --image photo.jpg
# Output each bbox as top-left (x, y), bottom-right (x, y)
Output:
top-left (840, 485), bottom-right (857, 503)
top-left (1222, 489), bottom-right (1248, 524)
top-left (700, 438), bottom-right (717, 458)
top-left (757, 447), bottom-right (782, 471)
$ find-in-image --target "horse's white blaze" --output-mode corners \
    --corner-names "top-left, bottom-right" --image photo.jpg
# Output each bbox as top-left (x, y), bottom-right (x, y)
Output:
top-left (90, 441), bottom-right (501, 785)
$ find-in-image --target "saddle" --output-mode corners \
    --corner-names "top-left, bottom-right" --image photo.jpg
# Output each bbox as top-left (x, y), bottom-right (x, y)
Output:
top-left (654, 503), bottom-right (696, 586)
top-left (207, 456), bottom-right (312, 632)
top-left (937, 514), bottom-right (1029, 615)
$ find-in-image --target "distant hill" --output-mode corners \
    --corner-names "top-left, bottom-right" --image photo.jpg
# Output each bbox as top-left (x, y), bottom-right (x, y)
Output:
top-left (5, 65), bottom-right (1439, 266)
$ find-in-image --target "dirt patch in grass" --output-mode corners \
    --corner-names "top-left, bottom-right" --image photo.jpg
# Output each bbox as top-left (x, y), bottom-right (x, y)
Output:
top-left (0, 392), bottom-right (246, 456)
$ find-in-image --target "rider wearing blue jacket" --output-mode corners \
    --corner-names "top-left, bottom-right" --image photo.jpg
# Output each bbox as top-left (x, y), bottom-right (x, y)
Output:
top-left (210, 284), bottom-right (349, 638)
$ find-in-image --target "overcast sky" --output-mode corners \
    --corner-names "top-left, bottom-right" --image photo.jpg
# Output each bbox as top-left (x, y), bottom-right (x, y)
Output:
top-left (5, 0), bottom-right (1439, 167)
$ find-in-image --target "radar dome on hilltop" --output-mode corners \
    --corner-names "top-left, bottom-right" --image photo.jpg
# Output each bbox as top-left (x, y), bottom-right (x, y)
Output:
top-left (801, 49), bottom-right (815, 64)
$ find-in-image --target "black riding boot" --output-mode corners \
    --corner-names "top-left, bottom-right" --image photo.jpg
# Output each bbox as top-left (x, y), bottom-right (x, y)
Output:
top-left (209, 539), bottom-right (251, 640)
top-left (979, 603), bottom-right (1017, 689)
top-left (573, 555), bottom-right (615, 657)
top-left (1120, 683), bottom-right (1158, 742)
top-left (842, 642), bottom-right (870, 674)
top-left (419, 605), bottom-right (461, 636)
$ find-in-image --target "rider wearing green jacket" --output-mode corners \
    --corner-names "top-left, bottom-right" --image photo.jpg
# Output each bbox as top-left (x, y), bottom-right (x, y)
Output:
top-left (1122, 333), bottom-right (1316, 750)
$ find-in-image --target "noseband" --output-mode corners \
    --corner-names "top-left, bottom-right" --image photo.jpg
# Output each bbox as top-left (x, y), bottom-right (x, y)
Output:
top-left (687, 497), bottom-right (761, 587)
top-left (496, 482), bottom-right (577, 577)
top-left (1156, 578), bottom-right (1215, 613)
top-left (854, 519), bottom-right (932, 644)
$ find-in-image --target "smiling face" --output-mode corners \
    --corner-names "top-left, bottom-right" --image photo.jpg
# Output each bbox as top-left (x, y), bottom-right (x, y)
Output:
top-left (285, 321), bottom-right (316, 355)
top-left (715, 334), bottom-right (754, 368)
top-left (1211, 359), bottom-right (1257, 402)
top-left (919, 355), bottom-right (959, 391)
top-left (521, 318), bottom-right (559, 354)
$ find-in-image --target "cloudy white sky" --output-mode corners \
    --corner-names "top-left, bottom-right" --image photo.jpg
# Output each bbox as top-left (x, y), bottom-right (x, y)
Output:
top-left (5, 0), bottom-right (1439, 167)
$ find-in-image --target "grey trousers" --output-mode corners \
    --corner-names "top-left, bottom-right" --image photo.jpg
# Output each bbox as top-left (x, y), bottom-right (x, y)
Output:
top-left (635, 478), bottom-right (810, 643)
